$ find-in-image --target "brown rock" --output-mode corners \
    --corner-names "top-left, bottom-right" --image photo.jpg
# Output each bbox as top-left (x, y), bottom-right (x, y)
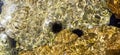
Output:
top-left (54, 29), bottom-right (78, 44)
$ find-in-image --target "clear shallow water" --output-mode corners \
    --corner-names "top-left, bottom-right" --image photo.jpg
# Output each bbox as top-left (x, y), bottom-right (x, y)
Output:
top-left (0, 0), bottom-right (118, 55)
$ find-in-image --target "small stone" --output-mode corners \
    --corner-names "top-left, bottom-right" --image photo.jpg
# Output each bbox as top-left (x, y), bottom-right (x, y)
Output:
top-left (0, 27), bottom-right (5, 32)
top-left (95, 15), bottom-right (101, 19)
top-left (8, 37), bottom-right (17, 48)
top-left (72, 29), bottom-right (84, 37)
top-left (51, 21), bottom-right (63, 33)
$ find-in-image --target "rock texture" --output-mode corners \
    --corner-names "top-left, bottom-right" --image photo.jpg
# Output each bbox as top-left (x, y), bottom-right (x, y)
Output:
top-left (0, 0), bottom-right (120, 55)
top-left (19, 26), bottom-right (120, 55)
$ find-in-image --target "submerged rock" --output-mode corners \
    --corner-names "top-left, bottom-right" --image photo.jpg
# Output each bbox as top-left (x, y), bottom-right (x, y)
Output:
top-left (1, 0), bottom-right (120, 55)
top-left (19, 25), bottom-right (120, 55)
top-left (0, 0), bottom-right (3, 14)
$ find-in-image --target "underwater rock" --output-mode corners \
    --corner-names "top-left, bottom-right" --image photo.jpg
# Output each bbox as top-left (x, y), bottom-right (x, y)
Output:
top-left (54, 29), bottom-right (78, 44)
top-left (0, 0), bottom-right (3, 14)
top-left (51, 21), bottom-right (63, 33)
top-left (0, 32), bottom-right (18, 55)
top-left (19, 25), bottom-right (120, 55)
top-left (109, 14), bottom-right (120, 28)
top-left (72, 29), bottom-right (83, 37)
top-left (1, 0), bottom-right (120, 55)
